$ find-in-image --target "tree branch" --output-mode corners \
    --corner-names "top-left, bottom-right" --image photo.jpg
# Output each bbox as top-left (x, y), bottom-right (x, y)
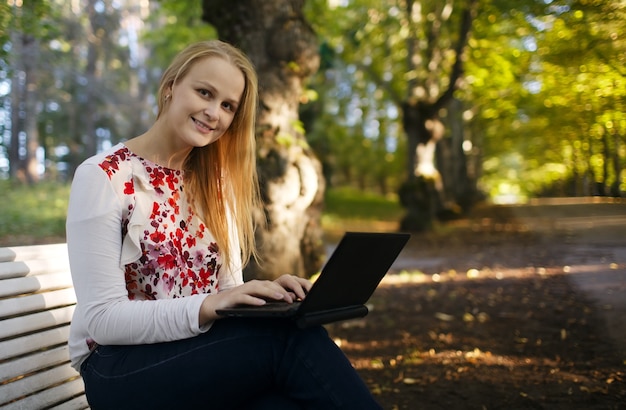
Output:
top-left (434, 0), bottom-right (478, 111)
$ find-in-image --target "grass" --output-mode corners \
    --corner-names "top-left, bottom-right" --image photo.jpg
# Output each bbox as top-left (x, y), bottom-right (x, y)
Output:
top-left (322, 187), bottom-right (404, 237)
top-left (0, 182), bottom-right (403, 246)
top-left (0, 180), bottom-right (71, 245)
top-left (323, 187), bottom-right (403, 221)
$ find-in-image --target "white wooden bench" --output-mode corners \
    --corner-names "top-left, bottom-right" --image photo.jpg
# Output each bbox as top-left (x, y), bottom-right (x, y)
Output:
top-left (0, 243), bottom-right (88, 409)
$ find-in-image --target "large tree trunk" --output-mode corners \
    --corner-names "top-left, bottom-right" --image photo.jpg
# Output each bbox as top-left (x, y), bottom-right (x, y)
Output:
top-left (399, 100), bottom-right (445, 231)
top-left (398, 0), bottom-right (477, 231)
top-left (202, 0), bottom-right (326, 280)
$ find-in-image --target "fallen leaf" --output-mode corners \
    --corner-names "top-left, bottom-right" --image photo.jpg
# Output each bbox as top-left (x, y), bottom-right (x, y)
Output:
top-left (435, 312), bottom-right (455, 321)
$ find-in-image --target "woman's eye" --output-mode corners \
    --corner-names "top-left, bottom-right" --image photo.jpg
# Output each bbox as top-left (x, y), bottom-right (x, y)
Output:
top-left (198, 89), bottom-right (211, 97)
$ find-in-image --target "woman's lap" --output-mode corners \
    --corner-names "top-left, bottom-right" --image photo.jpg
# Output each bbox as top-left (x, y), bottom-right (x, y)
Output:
top-left (81, 318), bottom-right (381, 409)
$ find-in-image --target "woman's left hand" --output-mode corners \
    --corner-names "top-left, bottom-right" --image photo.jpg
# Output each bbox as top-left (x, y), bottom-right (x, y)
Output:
top-left (273, 274), bottom-right (313, 303)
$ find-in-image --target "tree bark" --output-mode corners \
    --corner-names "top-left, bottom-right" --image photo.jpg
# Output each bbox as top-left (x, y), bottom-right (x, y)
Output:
top-left (83, 0), bottom-right (104, 158)
top-left (399, 0), bottom-right (477, 231)
top-left (9, 28), bottom-right (40, 184)
top-left (202, 0), bottom-right (326, 279)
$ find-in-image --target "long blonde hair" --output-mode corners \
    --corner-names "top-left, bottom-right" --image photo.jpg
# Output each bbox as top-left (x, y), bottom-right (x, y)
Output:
top-left (156, 40), bottom-right (260, 270)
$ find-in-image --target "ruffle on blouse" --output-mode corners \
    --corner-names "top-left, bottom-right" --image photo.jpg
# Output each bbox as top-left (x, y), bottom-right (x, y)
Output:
top-left (119, 159), bottom-right (155, 268)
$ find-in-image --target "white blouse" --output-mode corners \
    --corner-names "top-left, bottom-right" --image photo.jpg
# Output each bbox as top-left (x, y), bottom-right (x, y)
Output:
top-left (66, 143), bottom-right (243, 371)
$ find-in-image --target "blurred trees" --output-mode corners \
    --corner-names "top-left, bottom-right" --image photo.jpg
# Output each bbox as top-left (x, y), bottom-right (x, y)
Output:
top-left (530, 0), bottom-right (625, 197)
top-left (305, 0), bottom-right (480, 230)
top-left (0, 0), bottom-right (624, 213)
top-left (2, 0), bottom-right (153, 182)
top-left (466, 0), bottom-right (625, 200)
top-left (0, 0), bottom-right (215, 183)
top-left (304, 0), bottom-right (625, 214)
top-left (2, 0), bottom-right (53, 183)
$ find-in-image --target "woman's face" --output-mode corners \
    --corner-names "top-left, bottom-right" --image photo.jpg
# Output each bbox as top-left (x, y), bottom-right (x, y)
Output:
top-left (163, 56), bottom-right (245, 149)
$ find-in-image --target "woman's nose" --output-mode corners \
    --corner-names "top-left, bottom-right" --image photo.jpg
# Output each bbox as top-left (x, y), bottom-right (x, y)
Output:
top-left (204, 102), bottom-right (219, 119)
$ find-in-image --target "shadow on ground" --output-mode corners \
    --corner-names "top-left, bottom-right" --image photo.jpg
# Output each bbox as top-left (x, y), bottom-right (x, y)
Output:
top-left (325, 199), bottom-right (626, 410)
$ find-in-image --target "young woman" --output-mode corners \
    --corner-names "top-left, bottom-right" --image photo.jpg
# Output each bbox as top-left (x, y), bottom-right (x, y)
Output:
top-left (66, 40), bottom-right (382, 409)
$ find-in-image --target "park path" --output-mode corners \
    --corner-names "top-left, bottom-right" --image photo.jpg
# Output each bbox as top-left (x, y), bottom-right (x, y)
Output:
top-left (378, 198), bottom-right (626, 356)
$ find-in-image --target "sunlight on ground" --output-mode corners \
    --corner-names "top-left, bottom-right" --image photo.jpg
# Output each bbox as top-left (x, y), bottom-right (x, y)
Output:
top-left (384, 262), bottom-right (625, 286)
top-left (334, 338), bottom-right (620, 394)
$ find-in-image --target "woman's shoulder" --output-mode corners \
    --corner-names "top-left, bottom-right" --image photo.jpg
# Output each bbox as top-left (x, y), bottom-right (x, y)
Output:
top-left (77, 143), bottom-right (135, 178)
top-left (80, 143), bottom-right (129, 165)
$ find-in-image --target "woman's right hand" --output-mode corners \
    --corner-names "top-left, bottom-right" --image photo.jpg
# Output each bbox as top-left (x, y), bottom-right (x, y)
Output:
top-left (198, 279), bottom-right (296, 326)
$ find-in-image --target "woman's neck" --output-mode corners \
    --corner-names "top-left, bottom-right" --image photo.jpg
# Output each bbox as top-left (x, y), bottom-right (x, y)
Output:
top-left (124, 127), bottom-right (191, 171)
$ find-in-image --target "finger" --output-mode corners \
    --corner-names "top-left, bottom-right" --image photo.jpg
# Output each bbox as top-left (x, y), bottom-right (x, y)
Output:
top-left (297, 276), bottom-right (313, 292)
top-left (243, 280), bottom-right (290, 302)
top-left (275, 275), bottom-right (312, 300)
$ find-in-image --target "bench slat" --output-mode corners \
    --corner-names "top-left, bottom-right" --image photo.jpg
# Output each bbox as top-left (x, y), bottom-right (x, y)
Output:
top-left (0, 345), bottom-right (71, 383)
top-left (0, 326), bottom-right (70, 362)
top-left (51, 393), bottom-right (90, 410)
top-left (0, 272), bottom-right (74, 299)
top-left (0, 258), bottom-right (70, 280)
top-left (0, 247), bottom-right (16, 263)
top-left (0, 365), bottom-right (83, 408)
top-left (0, 244), bottom-right (88, 409)
top-left (0, 378), bottom-right (89, 410)
top-left (5, 243), bottom-right (68, 262)
top-left (0, 288), bottom-right (77, 319)
top-left (0, 305), bottom-right (75, 340)
top-left (0, 261), bottom-right (29, 280)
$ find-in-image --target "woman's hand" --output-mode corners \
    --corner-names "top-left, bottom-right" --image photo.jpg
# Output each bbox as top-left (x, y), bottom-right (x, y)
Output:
top-left (198, 275), bottom-right (312, 326)
top-left (273, 274), bottom-right (312, 302)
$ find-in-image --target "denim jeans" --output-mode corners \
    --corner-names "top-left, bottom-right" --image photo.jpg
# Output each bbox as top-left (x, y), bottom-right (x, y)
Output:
top-left (80, 318), bottom-right (382, 409)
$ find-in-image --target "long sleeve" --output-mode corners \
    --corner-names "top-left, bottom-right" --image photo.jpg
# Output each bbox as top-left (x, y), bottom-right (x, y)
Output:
top-left (66, 146), bottom-right (237, 370)
top-left (67, 162), bottom-right (208, 347)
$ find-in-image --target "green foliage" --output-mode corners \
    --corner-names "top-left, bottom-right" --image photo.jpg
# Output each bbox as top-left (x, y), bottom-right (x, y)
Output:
top-left (0, 180), bottom-right (70, 243)
top-left (323, 187), bottom-right (403, 221)
top-left (1, 0), bottom-right (625, 204)
top-left (453, 0), bottom-right (626, 199)
top-left (142, 0), bottom-right (217, 71)
top-left (305, 0), bottom-right (625, 201)
top-left (303, 0), bottom-right (410, 195)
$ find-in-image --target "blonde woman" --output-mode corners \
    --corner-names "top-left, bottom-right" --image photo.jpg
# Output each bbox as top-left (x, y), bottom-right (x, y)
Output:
top-left (66, 40), bottom-right (381, 409)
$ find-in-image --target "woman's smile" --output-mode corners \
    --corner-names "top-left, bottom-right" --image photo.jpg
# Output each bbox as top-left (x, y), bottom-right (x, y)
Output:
top-left (191, 116), bottom-right (214, 133)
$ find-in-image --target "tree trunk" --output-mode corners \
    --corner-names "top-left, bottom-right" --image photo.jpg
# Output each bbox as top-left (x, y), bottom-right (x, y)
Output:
top-left (398, 0), bottom-right (477, 231)
top-left (611, 131), bottom-right (621, 197)
top-left (83, 0), bottom-right (103, 158)
top-left (8, 29), bottom-right (23, 181)
top-left (22, 34), bottom-right (40, 183)
top-left (441, 97), bottom-right (475, 211)
top-left (202, 0), bottom-right (326, 279)
top-left (9, 29), bottom-right (40, 184)
top-left (399, 101), bottom-right (444, 231)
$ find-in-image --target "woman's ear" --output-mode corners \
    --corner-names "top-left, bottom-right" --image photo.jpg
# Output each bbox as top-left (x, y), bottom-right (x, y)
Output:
top-left (164, 83), bottom-right (174, 102)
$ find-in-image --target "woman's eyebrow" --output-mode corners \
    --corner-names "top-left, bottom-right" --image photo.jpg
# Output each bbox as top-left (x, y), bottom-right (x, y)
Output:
top-left (195, 80), bottom-right (241, 106)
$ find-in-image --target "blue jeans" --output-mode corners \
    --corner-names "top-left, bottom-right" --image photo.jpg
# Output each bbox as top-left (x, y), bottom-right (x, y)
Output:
top-left (80, 318), bottom-right (382, 409)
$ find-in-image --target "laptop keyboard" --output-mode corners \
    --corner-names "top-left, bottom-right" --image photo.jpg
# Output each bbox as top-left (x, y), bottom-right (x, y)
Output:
top-left (261, 301), bottom-right (301, 312)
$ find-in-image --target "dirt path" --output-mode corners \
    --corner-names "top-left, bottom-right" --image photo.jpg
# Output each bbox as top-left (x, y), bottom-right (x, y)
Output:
top-left (325, 200), bottom-right (626, 409)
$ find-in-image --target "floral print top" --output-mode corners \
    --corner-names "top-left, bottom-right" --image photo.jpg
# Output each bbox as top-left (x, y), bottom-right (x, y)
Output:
top-left (66, 144), bottom-right (242, 371)
top-left (99, 146), bottom-right (222, 300)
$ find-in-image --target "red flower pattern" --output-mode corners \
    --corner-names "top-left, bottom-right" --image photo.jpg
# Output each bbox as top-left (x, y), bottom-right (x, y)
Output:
top-left (100, 147), bottom-right (222, 300)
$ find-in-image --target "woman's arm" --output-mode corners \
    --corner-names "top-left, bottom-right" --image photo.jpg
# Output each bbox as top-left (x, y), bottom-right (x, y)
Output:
top-left (67, 162), bottom-right (208, 345)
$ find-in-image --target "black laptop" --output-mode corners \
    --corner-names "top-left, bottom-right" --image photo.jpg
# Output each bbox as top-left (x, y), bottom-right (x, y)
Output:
top-left (216, 231), bottom-right (410, 328)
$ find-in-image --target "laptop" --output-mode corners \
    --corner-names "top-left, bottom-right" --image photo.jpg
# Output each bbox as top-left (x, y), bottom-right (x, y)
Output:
top-left (216, 231), bottom-right (410, 328)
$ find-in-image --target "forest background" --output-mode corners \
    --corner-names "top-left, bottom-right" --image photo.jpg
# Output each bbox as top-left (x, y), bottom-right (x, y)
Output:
top-left (0, 0), bottom-right (625, 272)
top-left (2, 3), bottom-right (626, 407)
